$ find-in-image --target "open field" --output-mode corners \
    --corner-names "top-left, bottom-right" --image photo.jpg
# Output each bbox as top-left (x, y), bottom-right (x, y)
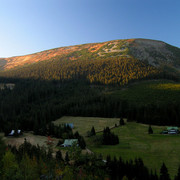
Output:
top-left (0, 132), bottom-right (59, 152)
top-left (53, 116), bottom-right (120, 136)
top-left (54, 116), bottom-right (180, 177)
top-left (108, 80), bottom-right (180, 106)
top-left (88, 122), bottom-right (180, 178)
top-left (0, 132), bottom-right (90, 158)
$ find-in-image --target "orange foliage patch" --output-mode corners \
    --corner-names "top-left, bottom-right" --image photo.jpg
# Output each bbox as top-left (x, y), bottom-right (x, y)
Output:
top-left (4, 46), bottom-right (80, 70)
top-left (126, 39), bottom-right (135, 43)
top-left (69, 57), bottom-right (77, 61)
top-left (88, 43), bottom-right (107, 52)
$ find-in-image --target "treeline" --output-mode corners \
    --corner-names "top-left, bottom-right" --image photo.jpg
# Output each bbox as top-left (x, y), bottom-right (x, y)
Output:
top-left (127, 103), bottom-right (180, 126)
top-left (102, 127), bottom-right (119, 145)
top-left (0, 138), bottom-right (178, 180)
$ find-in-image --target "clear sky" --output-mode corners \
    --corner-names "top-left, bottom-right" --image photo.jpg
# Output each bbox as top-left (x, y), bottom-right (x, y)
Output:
top-left (0, 0), bottom-right (180, 57)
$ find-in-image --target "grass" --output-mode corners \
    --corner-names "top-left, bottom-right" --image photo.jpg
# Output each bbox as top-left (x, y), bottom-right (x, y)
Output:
top-left (88, 122), bottom-right (180, 178)
top-left (53, 116), bottom-right (120, 136)
top-left (108, 80), bottom-right (180, 106)
top-left (0, 132), bottom-right (59, 152)
top-left (54, 116), bottom-right (180, 178)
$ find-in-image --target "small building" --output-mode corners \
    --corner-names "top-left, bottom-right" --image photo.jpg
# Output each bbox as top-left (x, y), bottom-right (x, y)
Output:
top-left (167, 127), bottom-right (179, 134)
top-left (161, 127), bottom-right (179, 135)
top-left (168, 130), bottom-right (177, 135)
top-left (9, 130), bottom-right (15, 136)
top-left (8, 129), bottom-right (22, 136)
top-left (65, 123), bottom-right (74, 129)
top-left (61, 139), bottom-right (78, 147)
top-left (167, 127), bottom-right (178, 131)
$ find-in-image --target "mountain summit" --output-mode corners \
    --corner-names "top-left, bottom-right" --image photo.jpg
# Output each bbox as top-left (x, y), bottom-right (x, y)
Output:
top-left (0, 38), bottom-right (180, 85)
top-left (0, 38), bottom-right (179, 71)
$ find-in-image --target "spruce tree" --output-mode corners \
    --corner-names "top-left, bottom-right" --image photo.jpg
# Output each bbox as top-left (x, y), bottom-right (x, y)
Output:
top-left (175, 166), bottom-right (180, 180)
top-left (78, 136), bottom-right (86, 149)
top-left (90, 126), bottom-right (96, 136)
top-left (56, 150), bottom-right (63, 162)
top-left (148, 125), bottom-right (153, 134)
top-left (120, 117), bottom-right (125, 126)
top-left (160, 162), bottom-right (170, 180)
top-left (74, 131), bottom-right (80, 139)
top-left (65, 152), bottom-right (69, 164)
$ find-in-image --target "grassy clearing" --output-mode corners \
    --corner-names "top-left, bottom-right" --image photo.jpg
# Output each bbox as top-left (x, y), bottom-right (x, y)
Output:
top-left (53, 116), bottom-right (120, 136)
top-left (0, 132), bottom-right (59, 153)
top-left (54, 116), bottom-right (180, 177)
top-left (108, 80), bottom-right (180, 106)
top-left (88, 122), bottom-right (180, 178)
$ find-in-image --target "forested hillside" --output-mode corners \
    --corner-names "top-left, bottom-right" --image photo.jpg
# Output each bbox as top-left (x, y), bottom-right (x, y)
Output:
top-left (1, 38), bottom-right (180, 85)
top-left (0, 56), bottom-right (161, 86)
top-left (0, 38), bottom-right (180, 131)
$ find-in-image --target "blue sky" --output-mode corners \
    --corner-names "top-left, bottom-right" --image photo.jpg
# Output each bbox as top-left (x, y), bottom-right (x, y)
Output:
top-left (0, 0), bottom-right (180, 57)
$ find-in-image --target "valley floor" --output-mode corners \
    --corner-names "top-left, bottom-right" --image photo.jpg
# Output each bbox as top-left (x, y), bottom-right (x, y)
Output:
top-left (1, 116), bottom-right (180, 178)
top-left (55, 116), bottom-right (180, 178)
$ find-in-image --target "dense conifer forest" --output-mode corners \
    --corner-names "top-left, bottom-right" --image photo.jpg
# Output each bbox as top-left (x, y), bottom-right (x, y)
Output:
top-left (1, 77), bottom-right (180, 133)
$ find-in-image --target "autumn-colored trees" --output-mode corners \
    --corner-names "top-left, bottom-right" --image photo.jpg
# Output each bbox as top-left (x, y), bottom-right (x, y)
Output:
top-left (0, 55), bottom-right (161, 86)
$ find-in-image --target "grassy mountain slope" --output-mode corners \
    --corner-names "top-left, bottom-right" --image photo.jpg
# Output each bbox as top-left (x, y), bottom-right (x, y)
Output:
top-left (0, 38), bottom-right (180, 85)
top-left (0, 38), bottom-right (179, 76)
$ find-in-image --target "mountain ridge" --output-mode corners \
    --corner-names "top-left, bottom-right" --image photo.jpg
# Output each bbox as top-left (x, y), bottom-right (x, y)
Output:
top-left (0, 38), bottom-right (179, 71)
top-left (0, 38), bottom-right (180, 86)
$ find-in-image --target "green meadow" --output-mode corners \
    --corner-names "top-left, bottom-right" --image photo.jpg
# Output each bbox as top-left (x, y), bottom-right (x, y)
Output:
top-left (53, 116), bottom-right (120, 136)
top-left (88, 122), bottom-right (180, 178)
top-left (54, 116), bottom-right (180, 178)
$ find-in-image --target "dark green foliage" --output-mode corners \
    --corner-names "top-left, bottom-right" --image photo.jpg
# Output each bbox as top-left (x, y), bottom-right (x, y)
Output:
top-left (0, 139), bottom-right (167, 180)
top-left (102, 127), bottom-right (119, 145)
top-left (0, 137), bottom-right (6, 159)
top-left (160, 162), bottom-right (170, 180)
top-left (73, 131), bottom-right (86, 149)
top-left (150, 170), bottom-right (159, 180)
top-left (106, 155), bottom-right (158, 180)
top-left (65, 152), bottom-right (69, 163)
top-left (120, 117), bottom-right (125, 125)
top-left (174, 166), bottom-right (180, 180)
top-left (78, 136), bottom-right (86, 149)
top-left (74, 131), bottom-right (80, 139)
top-left (90, 126), bottom-right (96, 136)
top-left (56, 150), bottom-right (63, 162)
top-left (1, 78), bottom-right (180, 133)
top-left (57, 139), bottom-right (64, 146)
top-left (148, 125), bottom-right (153, 134)
top-left (47, 148), bottom-right (53, 160)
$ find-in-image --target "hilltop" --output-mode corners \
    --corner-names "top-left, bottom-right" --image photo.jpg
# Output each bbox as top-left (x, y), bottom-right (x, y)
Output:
top-left (0, 38), bottom-right (180, 70)
top-left (0, 38), bottom-right (180, 86)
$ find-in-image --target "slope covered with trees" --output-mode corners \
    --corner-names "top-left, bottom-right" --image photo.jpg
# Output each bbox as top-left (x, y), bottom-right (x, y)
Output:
top-left (0, 38), bottom-right (180, 133)
top-left (0, 56), bottom-right (161, 86)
